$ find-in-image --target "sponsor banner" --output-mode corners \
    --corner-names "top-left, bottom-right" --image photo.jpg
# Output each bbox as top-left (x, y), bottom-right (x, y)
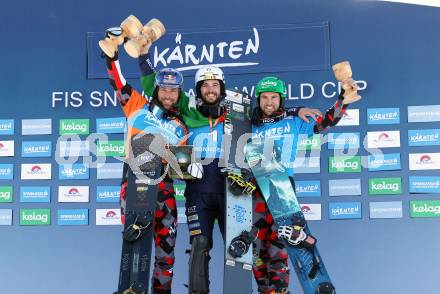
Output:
top-left (408, 129), bottom-right (440, 146)
top-left (87, 22), bottom-right (330, 78)
top-left (174, 183), bottom-right (186, 201)
top-left (295, 181), bottom-right (321, 197)
top-left (59, 163), bottom-right (89, 180)
top-left (409, 176), bottom-right (440, 194)
top-left (293, 156), bottom-right (320, 174)
top-left (408, 105), bottom-right (440, 123)
top-left (369, 201), bottom-right (403, 219)
top-left (22, 141), bottom-right (52, 157)
top-left (59, 119), bottom-right (90, 135)
top-left (96, 117), bottom-right (126, 134)
top-left (20, 186), bottom-right (51, 203)
top-left (410, 200), bottom-right (440, 218)
top-left (57, 209), bottom-right (89, 226)
top-left (337, 109), bottom-right (359, 126)
top-left (20, 209), bottom-right (51, 226)
top-left (0, 119), bottom-right (14, 135)
top-left (367, 153), bottom-right (401, 171)
top-left (328, 179), bottom-right (361, 196)
top-left (369, 177), bottom-right (402, 195)
top-left (97, 140), bottom-right (126, 157)
top-left (327, 132), bottom-right (360, 150)
top-left (96, 162), bottom-right (124, 179)
top-left (58, 186), bottom-right (89, 203)
top-left (409, 153), bottom-right (440, 170)
top-left (21, 164), bottom-right (51, 180)
top-left (0, 186), bottom-right (13, 203)
top-left (22, 119), bottom-right (52, 135)
top-left (177, 207), bottom-right (187, 224)
top-left (0, 209), bottom-right (13, 225)
top-left (96, 209), bottom-right (122, 225)
top-left (367, 108), bottom-right (400, 125)
top-left (300, 204), bottom-right (321, 221)
top-left (0, 164), bottom-right (13, 180)
top-left (329, 202), bottom-right (362, 220)
top-left (96, 186), bottom-right (120, 203)
top-left (0, 140), bottom-right (14, 157)
top-left (367, 131), bottom-right (401, 148)
top-left (297, 134), bottom-right (321, 151)
top-left (329, 156), bottom-right (361, 173)
top-left (57, 140), bottom-right (90, 157)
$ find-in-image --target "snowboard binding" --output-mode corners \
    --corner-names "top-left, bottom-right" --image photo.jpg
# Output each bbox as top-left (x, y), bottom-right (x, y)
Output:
top-left (228, 230), bottom-right (254, 258)
top-left (222, 167), bottom-right (256, 196)
top-left (317, 282), bottom-right (336, 294)
top-left (123, 212), bottom-right (153, 242)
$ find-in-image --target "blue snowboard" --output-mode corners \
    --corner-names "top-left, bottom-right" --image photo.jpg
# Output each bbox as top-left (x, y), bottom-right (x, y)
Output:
top-left (244, 141), bottom-right (336, 294)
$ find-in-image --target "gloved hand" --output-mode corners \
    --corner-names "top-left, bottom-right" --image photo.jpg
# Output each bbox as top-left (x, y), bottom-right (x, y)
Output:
top-left (187, 162), bottom-right (204, 179)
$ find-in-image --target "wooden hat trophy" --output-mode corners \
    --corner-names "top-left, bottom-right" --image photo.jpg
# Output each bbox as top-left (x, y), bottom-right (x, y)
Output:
top-left (98, 15), bottom-right (143, 58)
top-left (124, 18), bottom-right (166, 58)
top-left (332, 61), bottom-right (361, 104)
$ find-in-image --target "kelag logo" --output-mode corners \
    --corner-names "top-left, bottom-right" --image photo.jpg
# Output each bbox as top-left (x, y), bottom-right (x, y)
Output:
top-left (20, 186), bottom-right (51, 203)
top-left (20, 209), bottom-right (50, 226)
top-left (408, 105), bottom-right (440, 123)
top-left (88, 23), bottom-right (330, 78)
top-left (369, 178), bottom-right (401, 195)
top-left (369, 201), bottom-right (402, 219)
top-left (409, 153), bottom-right (440, 170)
top-left (59, 119), bottom-right (90, 135)
top-left (297, 135), bottom-right (321, 151)
top-left (0, 119), bottom-right (14, 135)
top-left (0, 164), bottom-right (13, 180)
top-left (22, 119), bottom-right (52, 135)
top-left (411, 200), bottom-right (440, 218)
top-left (367, 131), bottom-right (401, 148)
top-left (22, 141), bottom-right (52, 157)
top-left (0, 186), bottom-right (13, 203)
top-left (174, 183), bottom-right (186, 201)
top-left (0, 209), bottom-right (13, 226)
top-left (59, 164), bottom-right (89, 180)
top-left (97, 140), bottom-right (126, 157)
top-left (367, 108), bottom-right (400, 125)
top-left (96, 186), bottom-right (120, 203)
top-left (0, 141), bottom-right (14, 157)
top-left (408, 129), bottom-right (440, 146)
top-left (328, 179), bottom-right (361, 196)
top-left (327, 133), bottom-right (360, 150)
top-left (367, 153), bottom-right (401, 171)
top-left (57, 209), bottom-right (89, 226)
top-left (329, 202), bottom-right (362, 219)
top-left (58, 186), bottom-right (89, 203)
top-left (96, 117), bottom-right (126, 134)
top-left (96, 163), bottom-right (124, 179)
top-left (295, 181), bottom-right (321, 197)
top-left (292, 157), bottom-right (320, 174)
top-left (329, 156), bottom-right (361, 173)
top-left (409, 176), bottom-right (440, 194)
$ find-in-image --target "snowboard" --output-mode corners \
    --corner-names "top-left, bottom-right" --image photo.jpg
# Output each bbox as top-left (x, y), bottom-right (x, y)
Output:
top-left (244, 141), bottom-right (336, 294)
top-left (115, 134), bottom-right (163, 294)
top-left (222, 89), bottom-right (254, 294)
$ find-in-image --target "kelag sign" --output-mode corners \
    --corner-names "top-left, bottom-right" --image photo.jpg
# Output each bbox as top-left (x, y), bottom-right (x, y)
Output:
top-left (87, 22), bottom-right (330, 78)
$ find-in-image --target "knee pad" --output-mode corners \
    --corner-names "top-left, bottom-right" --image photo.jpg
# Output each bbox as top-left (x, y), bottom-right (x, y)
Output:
top-left (188, 235), bottom-right (210, 294)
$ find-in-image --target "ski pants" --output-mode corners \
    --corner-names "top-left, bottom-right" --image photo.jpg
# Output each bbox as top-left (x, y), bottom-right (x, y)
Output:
top-left (120, 179), bottom-right (177, 294)
top-left (252, 188), bottom-right (290, 294)
top-left (184, 189), bottom-right (226, 247)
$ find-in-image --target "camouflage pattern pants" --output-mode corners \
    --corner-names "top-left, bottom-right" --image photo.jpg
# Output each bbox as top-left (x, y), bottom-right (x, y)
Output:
top-left (252, 189), bottom-right (290, 294)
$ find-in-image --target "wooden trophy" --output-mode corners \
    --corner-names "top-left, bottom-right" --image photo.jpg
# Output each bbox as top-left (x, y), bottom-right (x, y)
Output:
top-left (98, 15), bottom-right (143, 58)
top-left (332, 61), bottom-right (361, 104)
top-left (124, 18), bottom-right (166, 58)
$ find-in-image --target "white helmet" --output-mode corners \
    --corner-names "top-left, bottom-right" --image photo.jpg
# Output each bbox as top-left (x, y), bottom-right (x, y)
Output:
top-left (195, 65), bottom-right (225, 85)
